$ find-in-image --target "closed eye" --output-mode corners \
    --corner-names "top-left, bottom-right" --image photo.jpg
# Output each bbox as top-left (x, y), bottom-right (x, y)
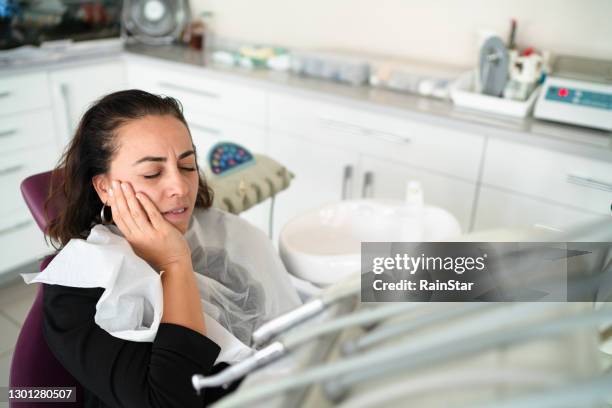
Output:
top-left (143, 167), bottom-right (196, 179)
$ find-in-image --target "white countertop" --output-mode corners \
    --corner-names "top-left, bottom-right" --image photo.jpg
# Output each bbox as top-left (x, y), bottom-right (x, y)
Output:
top-left (2, 43), bottom-right (611, 161)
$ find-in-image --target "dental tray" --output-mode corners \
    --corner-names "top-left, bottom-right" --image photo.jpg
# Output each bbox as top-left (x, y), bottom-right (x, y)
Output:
top-left (451, 71), bottom-right (541, 118)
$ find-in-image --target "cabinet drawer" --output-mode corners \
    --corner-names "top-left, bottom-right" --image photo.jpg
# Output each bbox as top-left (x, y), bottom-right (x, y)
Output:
top-left (269, 93), bottom-right (484, 181)
top-left (0, 210), bottom-right (52, 275)
top-left (1, 144), bottom-right (59, 215)
top-left (0, 109), bottom-right (56, 154)
top-left (482, 139), bottom-right (612, 215)
top-left (0, 71), bottom-right (51, 115)
top-left (474, 186), bottom-right (606, 233)
top-left (127, 61), bottom-right (266, 127)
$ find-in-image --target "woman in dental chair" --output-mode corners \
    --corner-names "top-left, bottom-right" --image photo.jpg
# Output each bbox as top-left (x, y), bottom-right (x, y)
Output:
top-left (33, 89), bottom-right (300, 407)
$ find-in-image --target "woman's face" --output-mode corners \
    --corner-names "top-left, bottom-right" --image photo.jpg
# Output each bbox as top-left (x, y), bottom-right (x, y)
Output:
top-left (93, 115), bottom-right (199, 234)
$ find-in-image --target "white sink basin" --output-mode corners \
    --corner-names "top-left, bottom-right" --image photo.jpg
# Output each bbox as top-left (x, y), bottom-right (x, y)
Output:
top-left (279, 199), bottom-right (461, 286)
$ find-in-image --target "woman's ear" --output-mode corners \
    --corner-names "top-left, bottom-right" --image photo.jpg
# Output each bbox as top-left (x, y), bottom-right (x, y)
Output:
top-left (92, 175), bottom-right (111, 204)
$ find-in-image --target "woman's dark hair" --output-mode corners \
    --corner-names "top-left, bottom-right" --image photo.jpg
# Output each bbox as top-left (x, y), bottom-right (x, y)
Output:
top-left (45, 89), bottom-right (214, 250)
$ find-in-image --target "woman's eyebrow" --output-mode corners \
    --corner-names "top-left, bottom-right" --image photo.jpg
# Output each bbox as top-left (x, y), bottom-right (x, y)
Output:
top-left (133, 150), bottom-right (195, 165)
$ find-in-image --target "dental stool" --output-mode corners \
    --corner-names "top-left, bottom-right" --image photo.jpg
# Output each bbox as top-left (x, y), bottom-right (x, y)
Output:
top-left (10, 170), bottom-right (85, 407)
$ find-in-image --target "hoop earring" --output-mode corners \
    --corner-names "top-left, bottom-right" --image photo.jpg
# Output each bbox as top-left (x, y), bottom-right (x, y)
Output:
top-left (100, 202), bottom-right (112, 224)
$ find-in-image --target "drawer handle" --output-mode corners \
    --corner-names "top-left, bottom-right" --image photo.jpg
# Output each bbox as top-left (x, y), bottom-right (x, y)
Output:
top-left (342, 164), bottom-right (353, 200)
top-left (0, 219), bottom-right (31, 236)
top-left (158, 82), bottom-right (219, 99)
top-left (60, 83), bottom-right (74, 136)
top-left (362, 171), bottom-right (374, 198)
top-left (320, 118), bottom-right (411, 144)
top-left (0, 129), bottom-right (17, 138)
top-left (0, 91), bottom-right (10, 98)
top-left (567, 174), bottom-right (612, 193)
top-left (363, 129), bottom-right (412, 145)
top-left (190, 123), bottom-right (222, 135)
top-left (320, 118), bottom-right (364, 136)
top-left (0, 164), bottom-right (23, 176)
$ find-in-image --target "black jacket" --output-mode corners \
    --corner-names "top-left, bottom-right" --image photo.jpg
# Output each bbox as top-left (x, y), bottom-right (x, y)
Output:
top-left (42, 283), bottom-right (242, 407)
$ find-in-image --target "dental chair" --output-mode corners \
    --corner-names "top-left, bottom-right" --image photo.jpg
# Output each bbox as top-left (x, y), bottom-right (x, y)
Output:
top-left (9, 149), bottom-right (300, 407)
top-left (10, 169), bottom-right (85, 407)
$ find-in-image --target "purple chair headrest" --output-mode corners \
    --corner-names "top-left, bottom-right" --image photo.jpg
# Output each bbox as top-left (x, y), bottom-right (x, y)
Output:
top-left (20, 170), bottom-right (65, 234)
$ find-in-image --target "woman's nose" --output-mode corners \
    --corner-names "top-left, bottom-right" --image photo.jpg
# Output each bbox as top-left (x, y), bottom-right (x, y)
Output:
top-left (165, 169), bottom-right (190, 197)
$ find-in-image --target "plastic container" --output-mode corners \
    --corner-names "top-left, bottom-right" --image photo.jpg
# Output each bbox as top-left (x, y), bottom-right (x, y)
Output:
top-left (451, 70), bottom-right (541, 118)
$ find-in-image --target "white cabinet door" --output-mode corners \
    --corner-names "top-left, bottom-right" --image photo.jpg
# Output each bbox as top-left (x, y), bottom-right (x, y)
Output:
top-left (269, 92), bottom-right (485, 182)
top-left (0, 71), bottom-right (51, 115)
top-left (359, 156), bottom-right (477, 233)
top-left (49, 60), bottom-right (127, 147)
top-left (482, 138), bottom-right (612, 215)
top-left (126, 58), bottom-right (267, 127)
top-left (269, 131), bottom-right (360, 243)
top-left (1, 143), bottom-right (59, 216)
top-left (0, 209), bottom-right (52, 274)
top-left (473, 186), bottom-right (607, 233)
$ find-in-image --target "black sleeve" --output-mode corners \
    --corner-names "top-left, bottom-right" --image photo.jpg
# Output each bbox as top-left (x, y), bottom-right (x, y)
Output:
top-left (42, 283), bottom-right (236, 408)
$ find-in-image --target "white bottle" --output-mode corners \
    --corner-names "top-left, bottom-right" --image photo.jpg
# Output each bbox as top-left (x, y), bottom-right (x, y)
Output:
top-left (397, 181), bottom-right (425, 241)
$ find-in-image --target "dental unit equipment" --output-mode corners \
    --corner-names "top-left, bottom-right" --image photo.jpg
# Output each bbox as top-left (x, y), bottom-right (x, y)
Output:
top-left (471, 370), bottom-right (612, 408)
top-left (195, 214), bottom-right (611, 406)
top-left (192, 301), bottom-right (422, 391)
top-left (251, 273), bottom-right (361, 347)
top-left (212, 305), bottom-right (612, 407)
top-left (336, 368), bottom-right (568, 408)
top-left (204, 142), bottom-right (293, 236)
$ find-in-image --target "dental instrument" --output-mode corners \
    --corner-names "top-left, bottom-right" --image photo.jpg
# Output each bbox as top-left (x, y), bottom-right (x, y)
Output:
top-left (210, 304), bottom-right (610, 407)
top-left (341, 302), bottom-right (487, 356)
top-left (251, 273), bottom-right (361, 347)
top-left (192, 302), bottom-right (422, 391)
top-left (323, 305), bottom-right (609, 401)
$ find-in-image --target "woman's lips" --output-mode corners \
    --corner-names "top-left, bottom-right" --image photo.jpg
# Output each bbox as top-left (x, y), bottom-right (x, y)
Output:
top-left (162, 207), bottom-right (189, 221)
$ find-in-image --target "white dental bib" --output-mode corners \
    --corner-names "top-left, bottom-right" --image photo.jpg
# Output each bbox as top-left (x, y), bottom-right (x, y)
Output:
top-left (23, 207), bottom-right (301, 364)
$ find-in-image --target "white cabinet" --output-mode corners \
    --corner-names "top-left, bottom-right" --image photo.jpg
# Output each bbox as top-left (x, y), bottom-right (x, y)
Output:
top-left (126, 58), bottom-right (267, 128)
top-left (0, 110), bottom-right (56, 155)
top-left (49, 60), bottom-right (127, 146)
top-left (269, 93), bottom-right (485, 182)
top-left (1, 144), bottom-right (59, 215)
top-left (0, 72), bottom-right (51, 115)
top-left (475, 138), bottom-right (612, 232)
top-left (0, 210), bottom-right (50, 275)
top-left (0, 70), bottom-right (59, 275)
top-left (482, 138), bottom-right (612, 215)
top-left (0, 59), bottom-right (126, 276)
top-left (474, 186), bottom-right (607, 232)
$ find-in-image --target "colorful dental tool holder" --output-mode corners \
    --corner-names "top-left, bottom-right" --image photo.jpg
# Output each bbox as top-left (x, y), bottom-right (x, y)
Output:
top-left (204, 142), bottom-right (293, 214)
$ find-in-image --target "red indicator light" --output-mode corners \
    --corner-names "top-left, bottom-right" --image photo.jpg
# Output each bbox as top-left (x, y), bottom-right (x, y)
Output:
top-left (558, 88), bottom-right (569, 97)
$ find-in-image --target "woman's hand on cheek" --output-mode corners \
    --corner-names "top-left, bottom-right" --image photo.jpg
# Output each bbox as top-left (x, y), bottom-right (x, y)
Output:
top-left (108, 180), bottom-right (192, 271)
